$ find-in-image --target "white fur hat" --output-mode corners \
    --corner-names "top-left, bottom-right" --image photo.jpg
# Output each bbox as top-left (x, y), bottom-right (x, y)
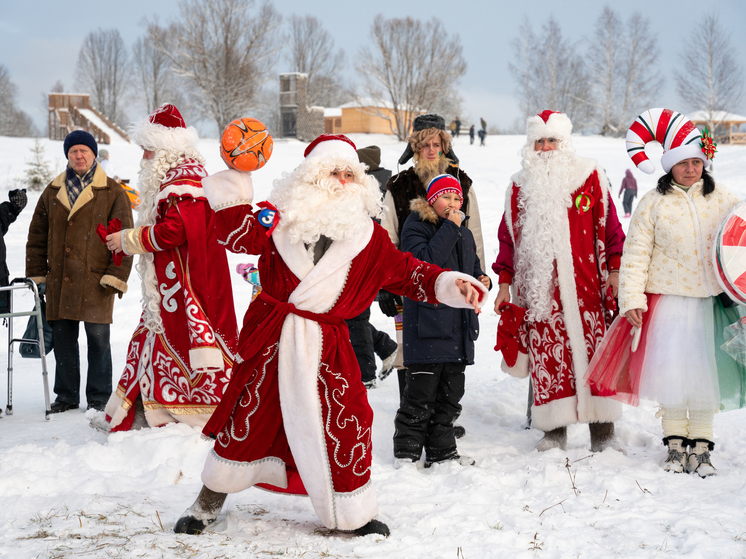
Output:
top-left (128, 104), bottom-right (199, 153)
top-left (303, 134), bottom-right (358, 166)
top-left (526, 110), bottom-right (573, 143)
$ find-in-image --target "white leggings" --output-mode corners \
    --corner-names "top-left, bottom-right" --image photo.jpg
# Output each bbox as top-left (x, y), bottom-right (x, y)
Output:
top-left (660, 406), bottom-right (716, 442)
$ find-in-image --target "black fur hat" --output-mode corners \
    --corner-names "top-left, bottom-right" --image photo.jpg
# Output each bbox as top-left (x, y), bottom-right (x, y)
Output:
top-left (398, 113), bottom-right (458, 166)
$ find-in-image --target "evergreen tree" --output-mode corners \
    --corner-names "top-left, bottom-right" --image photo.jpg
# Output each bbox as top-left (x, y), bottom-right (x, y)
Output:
top-left (25, 139), bottom-right (54, 191)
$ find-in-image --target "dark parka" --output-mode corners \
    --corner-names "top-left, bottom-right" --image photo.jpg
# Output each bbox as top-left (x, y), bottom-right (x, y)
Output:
top-left (401, 198), bottom-right (485, 366)
top-left (26, 165), bottom-right (134, 323)
top-left (0, 199), bottom-right (23, 313)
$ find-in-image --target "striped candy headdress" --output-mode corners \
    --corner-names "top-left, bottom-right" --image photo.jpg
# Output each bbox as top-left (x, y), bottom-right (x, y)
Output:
top-left (625, 108), bottom-right (712, 174)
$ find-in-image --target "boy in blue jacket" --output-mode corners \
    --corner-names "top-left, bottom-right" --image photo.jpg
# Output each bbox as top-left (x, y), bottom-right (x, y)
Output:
top-left (393, 175), bottom-right (491, 466)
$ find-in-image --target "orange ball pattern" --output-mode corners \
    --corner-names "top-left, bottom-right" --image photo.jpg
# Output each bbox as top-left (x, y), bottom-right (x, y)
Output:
top-left (220, 118), bottom-right (273, 172)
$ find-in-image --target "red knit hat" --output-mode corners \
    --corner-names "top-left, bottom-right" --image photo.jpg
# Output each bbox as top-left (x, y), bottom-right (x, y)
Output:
top-left (426, 174), bottom-right (463, 207)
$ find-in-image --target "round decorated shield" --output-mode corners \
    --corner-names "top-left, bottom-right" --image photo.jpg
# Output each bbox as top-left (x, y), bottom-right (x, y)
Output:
top-left (714, 201), bottom-right (746, 304)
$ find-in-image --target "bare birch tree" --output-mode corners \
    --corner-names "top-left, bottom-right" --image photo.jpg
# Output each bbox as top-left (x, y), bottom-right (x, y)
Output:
top-left (357, 15), bottom-right (467, 140)
top-left (74, 28), bottom-right (130, 125)
top-left (509, 17), bottom-right (537, 120)
top-left (133, 22), bottom-right (179, 114)
top-left (286, 14), bottom-right (351, 107)
top-left (531, 17), bottom-right (591, 128)
top-left (150, 0), bottom-right (283, 132)
top-left (586, 8), bottom-right (662, 135)
top-left (0, 65), bottom-right (36, 137)
top-left (675, 13), bottom-right (744, 132)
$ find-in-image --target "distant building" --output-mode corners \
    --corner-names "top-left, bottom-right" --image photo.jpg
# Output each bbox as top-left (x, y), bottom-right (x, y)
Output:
top-left (48, 93), bottom-right (129, 144)
top-left (279, 73), bottom-right (324, 142)
top-left (324, 98), bottom-right (424, 136)
top-left (688, 110), bottom-right (746, 145)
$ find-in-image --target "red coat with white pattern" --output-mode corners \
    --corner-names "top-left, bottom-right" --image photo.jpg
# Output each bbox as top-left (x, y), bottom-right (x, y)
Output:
top-left (493, 167), bottom-right (625, 431)
top-left (201, 203), bottom-right (446, 531)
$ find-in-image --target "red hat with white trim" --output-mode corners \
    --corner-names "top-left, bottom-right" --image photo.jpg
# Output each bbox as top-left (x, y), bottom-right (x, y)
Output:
top-left (128, 103), bottom-right (199, 153)
top-left (304, 134), bottom-right (358, 165)
top-left (526, 110), bottom-right (573, 143)
top-left (626, 108), bottom-right (713, 174)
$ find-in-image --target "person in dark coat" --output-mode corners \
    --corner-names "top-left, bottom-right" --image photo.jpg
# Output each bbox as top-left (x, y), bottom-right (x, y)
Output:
top-left (0, 189), bottom-right (27, 314)
top-left (618, 169), bottom-right (638, 217)
top-left (26, 131), bottom-right (134, 413)
top-left (469, 125), bottom-right (475, 145)
top-left (380, 114), bottom-right (485, 403)
top-left (346, 146), bottom-right (398, 388)
top-left (393, 174), bottom-right (491, 467)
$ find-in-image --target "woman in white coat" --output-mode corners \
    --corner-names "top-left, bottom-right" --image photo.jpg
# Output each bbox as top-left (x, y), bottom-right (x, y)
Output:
top-left (586, 108), bottom-right (746, 478)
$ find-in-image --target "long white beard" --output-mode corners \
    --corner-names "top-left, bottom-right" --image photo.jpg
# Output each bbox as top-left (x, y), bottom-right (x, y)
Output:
top-left (513, 146), bottom-right (582, 322)
top-left (268, 156), bottom-right (383, 246)
top-left (136, 156), bottom-right (176, 334)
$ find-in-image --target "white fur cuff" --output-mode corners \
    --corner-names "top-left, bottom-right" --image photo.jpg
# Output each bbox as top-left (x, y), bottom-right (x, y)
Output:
top-left (202, 169), bottom-right (254, 211)
top-left (500, 351), bottom-right (529, 378)
top-left (434, 271), bottom-right (489, 309)
top-left (189, 347), bottom-right (224, 373)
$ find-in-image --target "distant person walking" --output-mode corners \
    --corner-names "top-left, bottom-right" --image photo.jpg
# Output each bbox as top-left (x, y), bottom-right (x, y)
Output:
top-left (454, 117), bottom-right (461, 137)
top-left (469, 125), bottom-right (475, 145)
top-left (618, 169), bottom-right (638, 218)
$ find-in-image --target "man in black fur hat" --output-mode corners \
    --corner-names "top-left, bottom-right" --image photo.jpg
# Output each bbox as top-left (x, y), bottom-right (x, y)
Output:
top-left (380, 114), bottom-right (486, 409)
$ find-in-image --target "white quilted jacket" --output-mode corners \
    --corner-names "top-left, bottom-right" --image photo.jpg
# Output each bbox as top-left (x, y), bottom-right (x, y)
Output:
top-left (619, 180), bottom-right (739, 314)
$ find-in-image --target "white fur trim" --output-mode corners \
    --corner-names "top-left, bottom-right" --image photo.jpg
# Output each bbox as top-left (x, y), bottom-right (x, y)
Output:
top-left (500, 350), bottom-right (529, 378)
top-left (526, 112), bottom-right (573, 143)
top-left (434, 271), bottom-right (489, 308)
top-left (202, 169), bottom-right (254, 211)
top-left (306, 140), bottom-right (358, 165)
top-left (532, 395), bottom-right (579, 431)
top-left (203, 450), bottom-right (288, 493)
top-left (661, 144), bottom-right (710, 173)
top-left (128, 119), bottom-right (199, 153)
top-left (105, 392), bottom-right (128, 429)
top-left (189, 347), bottom-right (224, 374)
top-left (154, 184), bottom-right (208, 206)
top-left (272, 219), bottom-right (377, 529)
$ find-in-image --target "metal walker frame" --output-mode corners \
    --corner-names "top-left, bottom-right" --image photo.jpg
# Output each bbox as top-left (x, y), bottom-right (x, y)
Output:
top-left (0, 278), bottom-right (51, 418)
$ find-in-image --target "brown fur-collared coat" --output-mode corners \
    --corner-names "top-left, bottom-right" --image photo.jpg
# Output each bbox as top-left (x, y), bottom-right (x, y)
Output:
top-left (26, 164), bottom-right (133, 323)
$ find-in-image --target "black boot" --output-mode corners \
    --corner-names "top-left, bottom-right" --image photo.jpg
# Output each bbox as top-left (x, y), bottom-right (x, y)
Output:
top-left (353, 518), bottom-right (390, 537)
top-left (174, 485), bottom-right (227, 535)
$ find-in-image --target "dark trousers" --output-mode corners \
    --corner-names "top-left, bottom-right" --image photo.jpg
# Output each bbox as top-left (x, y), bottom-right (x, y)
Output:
top-left (51, 319), bottom-right (112, 405)
top-left (346, 306), bottom-right (397, 384)
top-left (393, 362), bottom-right (466, 461)
top-left (622, 190), bottom-right (636, 215)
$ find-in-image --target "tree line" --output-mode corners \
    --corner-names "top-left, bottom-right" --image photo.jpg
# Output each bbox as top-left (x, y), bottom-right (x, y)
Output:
top-left (510, 8), bottom-right (743, 136)
top-left (0, 1), bottom-right (743, 140)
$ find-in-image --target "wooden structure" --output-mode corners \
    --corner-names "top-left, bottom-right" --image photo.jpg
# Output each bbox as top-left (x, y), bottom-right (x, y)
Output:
top-left (689, 110), bottom-right (746, 145)
top-left (279, 73), bottom-right (324, 142)
top-left (48, 93), bottom-right (129, 144)
top-left (324, 98), bottom-right (423, 136)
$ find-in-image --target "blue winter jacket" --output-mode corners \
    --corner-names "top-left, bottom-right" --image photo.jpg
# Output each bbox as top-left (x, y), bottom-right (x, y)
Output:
top-left (401, 198), bottom-right (487, 366)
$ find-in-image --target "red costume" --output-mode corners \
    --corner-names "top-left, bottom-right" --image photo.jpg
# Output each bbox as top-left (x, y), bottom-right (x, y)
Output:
top-left (105, 105), bottom-right (238, 431)
top-left (193, 134), bottom-right (487, 531)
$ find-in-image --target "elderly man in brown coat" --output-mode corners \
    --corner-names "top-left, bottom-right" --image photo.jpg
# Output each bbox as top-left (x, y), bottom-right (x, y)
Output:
top-left (26, 131), bottom-right (133, 413)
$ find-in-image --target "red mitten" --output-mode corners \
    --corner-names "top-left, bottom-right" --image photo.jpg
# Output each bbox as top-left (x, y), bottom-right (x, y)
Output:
top-left (97, 218), bottom-right (123, 266)
top-left (494, 302), bottom-right (527, 367)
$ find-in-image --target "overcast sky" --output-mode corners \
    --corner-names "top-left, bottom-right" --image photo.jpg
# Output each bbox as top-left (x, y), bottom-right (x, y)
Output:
top-left (2, 0), bottom-right (745, 135)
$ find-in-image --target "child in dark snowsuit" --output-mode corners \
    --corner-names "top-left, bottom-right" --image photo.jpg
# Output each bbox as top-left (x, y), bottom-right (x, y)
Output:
top-left (393, 174), bottom-right (491, 466)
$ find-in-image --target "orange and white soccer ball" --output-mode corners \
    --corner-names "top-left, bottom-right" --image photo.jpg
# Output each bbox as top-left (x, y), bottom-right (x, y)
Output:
top-left (220, 118), bottom-right (273, 172)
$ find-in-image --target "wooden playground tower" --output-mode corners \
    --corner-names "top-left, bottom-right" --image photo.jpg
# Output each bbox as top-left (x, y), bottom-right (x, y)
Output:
top-left (47, 93), bottom-right (129, 144)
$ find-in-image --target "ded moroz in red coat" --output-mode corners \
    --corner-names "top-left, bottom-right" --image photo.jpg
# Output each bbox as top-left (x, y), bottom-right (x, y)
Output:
top-left (493, 160), bottom-right (625, 432)
top-left (199, 169), bottom-right (487, 531)
top-left (105, 159), bottom-right (238, 431)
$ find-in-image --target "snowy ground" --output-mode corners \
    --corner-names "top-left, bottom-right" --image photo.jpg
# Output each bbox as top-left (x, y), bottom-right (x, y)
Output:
top-left (1, 132), bottom-right (746, 559)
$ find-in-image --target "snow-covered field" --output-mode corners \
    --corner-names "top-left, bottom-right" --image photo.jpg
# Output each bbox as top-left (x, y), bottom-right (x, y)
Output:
top-left (1, 131), bottom-right (746, 559)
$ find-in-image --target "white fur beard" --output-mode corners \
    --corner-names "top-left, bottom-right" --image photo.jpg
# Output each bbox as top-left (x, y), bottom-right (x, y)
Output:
top-left (513, 148), bottom-right (579, 323)
top-left (135, 157), bottom-right (169, 334)
top-left (268, 157), bottom-right (383, 245)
